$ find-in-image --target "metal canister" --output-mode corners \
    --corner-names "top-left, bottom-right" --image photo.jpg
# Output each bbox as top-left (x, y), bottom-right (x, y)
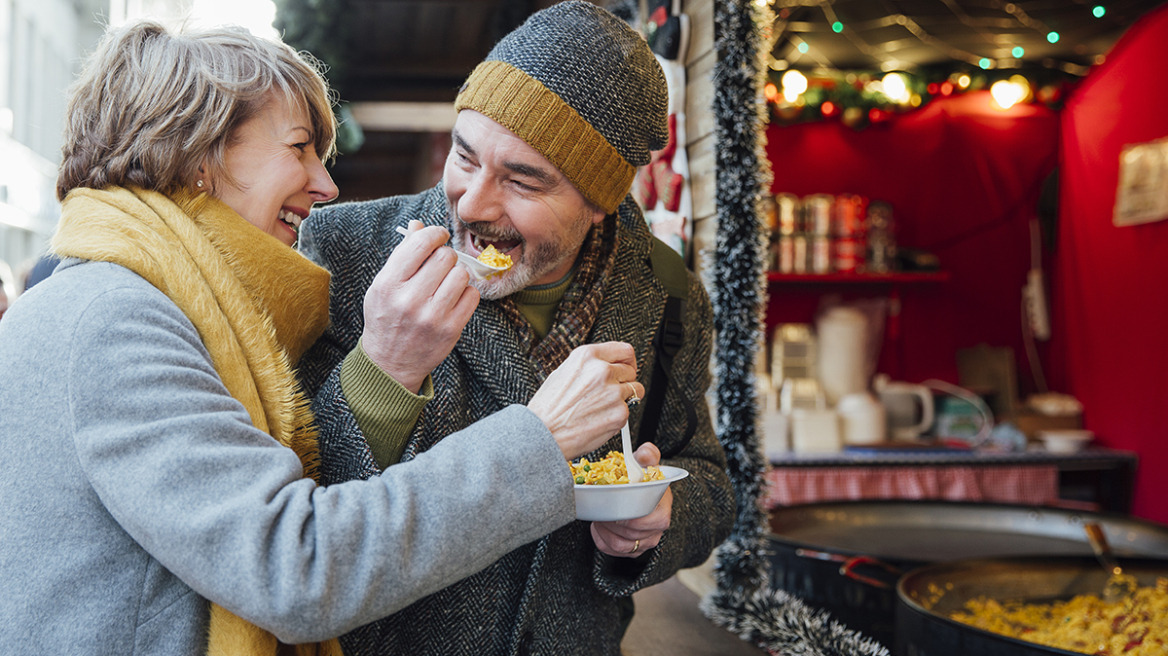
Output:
top-left (867, 200), bottom-right (893, 232)
top-left (792, 235), bottom-right (809, 273)
top-left (778, 235), bottom-right (796, 273)
top-left (811, 235), bottom-right (832, 273)
top-left (833, 238), bottom-right (861, 273)
top-left (833, 194), bottom-right (866, 239)
top-left (803, 194), bottom-right (833, 236)
top-left (866, 201), bottom-right (896, 273)
top-left (833, 194), bottom-right (867, 272)
top-left (775, 193), bottom-right (801, 236)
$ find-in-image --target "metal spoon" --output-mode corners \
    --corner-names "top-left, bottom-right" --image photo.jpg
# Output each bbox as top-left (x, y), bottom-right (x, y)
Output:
top-left (1084, 522), bottom-right (1136, 602)
top-left (394, 226), bottom-right (510, 280)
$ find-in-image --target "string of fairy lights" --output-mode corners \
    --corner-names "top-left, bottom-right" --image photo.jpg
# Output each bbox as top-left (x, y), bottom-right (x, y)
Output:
top-left (754, 0), bottom-right (1118, 128)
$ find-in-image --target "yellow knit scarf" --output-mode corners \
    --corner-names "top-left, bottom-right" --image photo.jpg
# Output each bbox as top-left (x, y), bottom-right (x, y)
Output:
top-left (52, 186), bottom-right (342, 656)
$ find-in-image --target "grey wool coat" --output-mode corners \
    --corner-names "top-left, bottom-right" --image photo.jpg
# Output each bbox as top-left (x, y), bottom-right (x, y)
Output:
top-left (297, 186), bottom-right (736, 656)
top-left (0, 259), bottom-right (580, 655)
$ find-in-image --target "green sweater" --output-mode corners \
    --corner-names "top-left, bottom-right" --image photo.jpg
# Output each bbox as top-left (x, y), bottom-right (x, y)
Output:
top-left (341, 273), bottom-right (573, 468)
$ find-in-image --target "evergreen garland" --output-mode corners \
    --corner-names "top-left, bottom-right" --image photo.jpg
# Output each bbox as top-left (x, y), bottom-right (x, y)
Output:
top-left (701, 2), bottom-right (890, 654)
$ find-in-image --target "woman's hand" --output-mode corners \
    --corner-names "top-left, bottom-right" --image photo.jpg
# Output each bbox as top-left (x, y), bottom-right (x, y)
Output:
top-left (360, 220), bottom-right (479, 393)
top-left (590, 443), bottom-right (672, 558)
top-left (527, 342), bottom-right (644, 460)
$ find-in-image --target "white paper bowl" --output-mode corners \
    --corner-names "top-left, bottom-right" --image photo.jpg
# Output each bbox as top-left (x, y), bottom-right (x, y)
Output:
top-left (574, 465), bottom-right (688, 521)
top-left (1039, 429), bottom-right (1094, 454)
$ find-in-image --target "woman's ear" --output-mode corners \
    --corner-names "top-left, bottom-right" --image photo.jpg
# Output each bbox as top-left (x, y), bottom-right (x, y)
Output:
top-left (195, 163), bottom-right (210, 193)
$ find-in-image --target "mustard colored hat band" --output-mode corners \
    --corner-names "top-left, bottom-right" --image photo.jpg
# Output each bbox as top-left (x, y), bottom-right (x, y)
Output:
top-left (455, 60), bottom-right (634, 215)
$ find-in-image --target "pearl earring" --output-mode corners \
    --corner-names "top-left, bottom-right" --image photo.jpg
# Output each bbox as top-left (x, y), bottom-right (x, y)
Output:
top-left (196, 180), bottom-right (204, 189)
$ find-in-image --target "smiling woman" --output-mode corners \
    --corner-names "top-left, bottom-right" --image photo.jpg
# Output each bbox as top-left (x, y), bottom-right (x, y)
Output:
top-left (1, 16), bottom-right (650, 656)
top-left (211, 92), bottom-right (339, 246)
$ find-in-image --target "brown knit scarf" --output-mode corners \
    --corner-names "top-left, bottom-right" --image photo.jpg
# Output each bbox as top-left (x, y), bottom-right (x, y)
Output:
top-left (52, 186), bottom-right (341, 656)
top-left (498, 214), bottom-right (620, 375)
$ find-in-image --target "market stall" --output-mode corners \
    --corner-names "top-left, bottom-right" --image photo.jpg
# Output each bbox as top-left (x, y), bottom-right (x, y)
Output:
top-left (676, 1), bottom-right (1168, 655)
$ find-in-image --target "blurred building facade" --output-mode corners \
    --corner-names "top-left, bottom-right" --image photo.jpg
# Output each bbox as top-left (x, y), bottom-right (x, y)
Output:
top-left (0, 0), bottom-right (193, 300)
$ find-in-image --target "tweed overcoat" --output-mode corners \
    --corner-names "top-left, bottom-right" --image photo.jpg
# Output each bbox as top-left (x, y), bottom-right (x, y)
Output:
top-left (298, 185), bottom-right (736, 656)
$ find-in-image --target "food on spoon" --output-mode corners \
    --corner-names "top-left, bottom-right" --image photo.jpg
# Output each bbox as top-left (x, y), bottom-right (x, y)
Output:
top-left (570, 451), bottom-right (665, 485)
top-left (477, 244), bottom-right (513, 270)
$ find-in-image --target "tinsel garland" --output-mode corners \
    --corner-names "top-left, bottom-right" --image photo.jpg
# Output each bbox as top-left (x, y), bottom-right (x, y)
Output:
top-left (700, 2), bottom-right (890, 654)
top-left (703, 586), bottom-right (891, 656)
top-left (705, 0), bottom-right (770, 599)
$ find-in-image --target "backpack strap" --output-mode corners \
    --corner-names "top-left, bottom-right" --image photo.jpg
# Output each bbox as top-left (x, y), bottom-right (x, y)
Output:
top-left (638, 237), bottom-right (697, 457)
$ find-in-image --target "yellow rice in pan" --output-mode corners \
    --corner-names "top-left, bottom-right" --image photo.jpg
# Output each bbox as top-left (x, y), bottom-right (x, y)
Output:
top-left (570, 451), bottom-right (665, 485)
top-left (950, 577), bottom-right (1168, 655)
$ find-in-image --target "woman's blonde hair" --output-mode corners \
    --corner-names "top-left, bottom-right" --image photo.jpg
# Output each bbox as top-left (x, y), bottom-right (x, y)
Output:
top-left (57, 19), bottom-right (337, 200)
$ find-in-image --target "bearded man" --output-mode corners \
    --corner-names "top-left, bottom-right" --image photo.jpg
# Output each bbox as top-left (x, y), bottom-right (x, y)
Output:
top-left (297, 3), bottom-right (735, 655)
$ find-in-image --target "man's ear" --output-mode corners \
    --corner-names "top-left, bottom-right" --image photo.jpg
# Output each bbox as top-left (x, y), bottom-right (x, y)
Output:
top-left (589, 205), bottom-right (607, 226)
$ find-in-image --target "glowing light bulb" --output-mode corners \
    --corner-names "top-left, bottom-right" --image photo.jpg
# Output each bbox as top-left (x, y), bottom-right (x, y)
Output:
top-left (957, 74), bottom-right (971, 89)
top-left (881, 72), bottom-right (909, 103)
top-left (1047, 32), bottom-right (1060, 43)
top-left (979, 58), bottom-right (992, 69)
top-left (781, 69), bottom-right (808, 103)
top-left (797, 42), bottom-right (809, 54)
top-left (991, 79), bottom-right (1026, 109)
top-left (1009, 75), bottom-right (1031, 102)
top-left (832, 21), bottom-right (843, 33)
top-left (1012, 46), bottom-right (1024, 58)
top-left (1093, 5), bottom-right (1106, 18)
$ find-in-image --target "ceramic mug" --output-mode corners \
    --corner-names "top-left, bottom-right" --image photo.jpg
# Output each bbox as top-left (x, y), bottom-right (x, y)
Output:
top-left (876, 381), bottom-right (934, 441)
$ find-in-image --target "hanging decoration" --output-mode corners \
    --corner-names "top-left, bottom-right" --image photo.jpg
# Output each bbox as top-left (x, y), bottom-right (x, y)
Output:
top-left (757, 0), bottom-right (1117, 129)
top-left (699, 1), bottom-right (891, 653)
top-left (765, 66), bottom-right (1078, 129)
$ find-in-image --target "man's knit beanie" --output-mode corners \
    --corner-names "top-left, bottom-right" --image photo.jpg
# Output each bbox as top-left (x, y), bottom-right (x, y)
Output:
top-left (454, 0), bottom-right (668, 215)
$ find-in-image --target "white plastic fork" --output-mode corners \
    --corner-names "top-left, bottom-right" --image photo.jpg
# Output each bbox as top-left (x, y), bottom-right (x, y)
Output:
top-left (621, 421), bottom-right (644, 484)
top-left (394, 226), bottom-right (509, 280)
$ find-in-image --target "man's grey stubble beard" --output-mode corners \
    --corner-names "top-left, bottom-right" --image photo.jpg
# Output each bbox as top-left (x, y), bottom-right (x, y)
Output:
top-left (447, 203), bottom-right (593, 301)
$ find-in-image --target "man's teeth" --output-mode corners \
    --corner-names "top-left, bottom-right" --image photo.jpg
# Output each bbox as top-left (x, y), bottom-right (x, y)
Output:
top-left (278, 209), bottom-right (301, 229)
top-left (473, 235), bottom-right (514, 253)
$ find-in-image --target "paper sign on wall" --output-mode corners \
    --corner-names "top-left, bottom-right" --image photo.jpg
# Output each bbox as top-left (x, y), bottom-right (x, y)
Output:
top-left (1114, 136), bottom-right (1168, 227)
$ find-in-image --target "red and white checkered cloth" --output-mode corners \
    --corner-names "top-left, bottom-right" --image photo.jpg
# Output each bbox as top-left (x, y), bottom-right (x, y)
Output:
top-left (762, 464), bottom-right (1059, 509)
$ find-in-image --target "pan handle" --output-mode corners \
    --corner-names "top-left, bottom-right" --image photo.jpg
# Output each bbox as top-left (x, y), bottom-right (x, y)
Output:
top-left (840, 556), bottom-right (902, 589)
top-left (795, 548), bottom-right (904, 589)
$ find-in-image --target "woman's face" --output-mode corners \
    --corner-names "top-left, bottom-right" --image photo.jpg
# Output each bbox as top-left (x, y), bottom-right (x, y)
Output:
top-left (210, 94), bottom-right (338, 246)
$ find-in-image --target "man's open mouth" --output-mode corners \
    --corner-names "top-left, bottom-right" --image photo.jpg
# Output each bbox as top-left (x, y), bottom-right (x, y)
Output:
top-left (470, 233), bottom-right (520, 256)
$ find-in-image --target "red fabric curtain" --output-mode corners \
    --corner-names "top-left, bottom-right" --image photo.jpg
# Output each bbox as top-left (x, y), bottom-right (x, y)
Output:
top-left (765, 93), bottom-right (1059, 387)
top-left (1054, 4), bottom-right (1168, 523)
